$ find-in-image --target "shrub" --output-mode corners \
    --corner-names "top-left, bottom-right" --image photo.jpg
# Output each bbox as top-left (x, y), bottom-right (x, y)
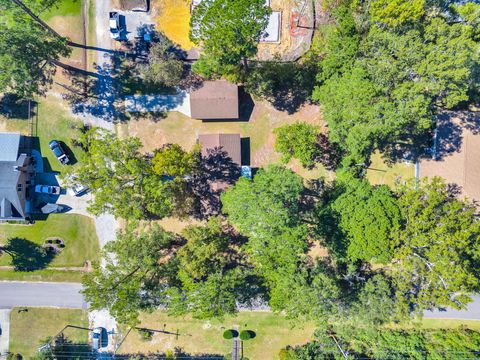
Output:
top-left (223, 329), bottom-right (238, 339)
top-left (240, 330), bottom-right (251, 341)
top-left (138, 328), bottom-right (154, 341)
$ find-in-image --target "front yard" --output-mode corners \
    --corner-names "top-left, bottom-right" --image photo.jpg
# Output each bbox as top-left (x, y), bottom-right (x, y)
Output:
top-left (0, 214), bottom-right (100, 269)
top-left (117, 311), bottom-right (316, 359)
top-left (9, 307), bottom-right (89, 359)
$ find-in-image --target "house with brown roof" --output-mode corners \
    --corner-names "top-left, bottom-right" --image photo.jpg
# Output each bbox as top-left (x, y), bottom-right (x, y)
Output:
top-left (198, 133), bottom-right (241, 192)
top-left (190, 81), bottom-right (239, 120)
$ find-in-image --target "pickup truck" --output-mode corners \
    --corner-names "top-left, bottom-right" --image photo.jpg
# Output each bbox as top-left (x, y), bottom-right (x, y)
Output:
top-left (49, 140), bottom-right (69, 165)
top-left (109, 12), bottom-right (121, 40)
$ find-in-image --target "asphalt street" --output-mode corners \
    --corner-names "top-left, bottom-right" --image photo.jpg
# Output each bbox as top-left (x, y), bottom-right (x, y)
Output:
top-left (423, 295), bottom-right (480, 320)
top-left (0, 282), bottom-right (87, 309)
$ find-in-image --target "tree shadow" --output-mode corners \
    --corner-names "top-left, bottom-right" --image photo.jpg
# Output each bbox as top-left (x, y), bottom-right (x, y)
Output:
top-left (192, 148), bottom-right (241, 218)
top-left (60, 54), bottom-right (130, 122)
top-left (246, 60), bottom-right (316, 114)
top-left (3, 237), bottom-right (55, 271)
top-left (0, 94), bottom-right (36, 119)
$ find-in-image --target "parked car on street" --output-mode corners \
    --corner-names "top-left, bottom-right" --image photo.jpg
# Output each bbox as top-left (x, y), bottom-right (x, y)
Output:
top-left (48, 140), bottom-right (69, 165)
top-left (109, 12), bottom-right (122, 40)
top-left (35, 184), bottom-right (61, 195)
top-left (68, 183), bottom-right (89, 197)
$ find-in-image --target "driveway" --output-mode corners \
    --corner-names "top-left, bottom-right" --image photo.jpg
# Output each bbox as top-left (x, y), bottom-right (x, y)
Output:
top-left (0, 309), bottom-right (10, 359)
top-left (0, 282), bottom-right (87, 309)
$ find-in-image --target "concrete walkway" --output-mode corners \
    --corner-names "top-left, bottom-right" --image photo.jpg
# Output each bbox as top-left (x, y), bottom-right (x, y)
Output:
top-left (0, 309), bottom-right (11, 359)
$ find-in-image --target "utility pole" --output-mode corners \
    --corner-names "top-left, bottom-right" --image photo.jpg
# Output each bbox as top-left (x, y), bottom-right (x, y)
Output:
top-left (328, 330), bottom-right (348, 359)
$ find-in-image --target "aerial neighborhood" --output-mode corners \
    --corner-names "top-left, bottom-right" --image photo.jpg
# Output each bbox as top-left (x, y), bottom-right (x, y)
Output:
top-left (1, 0), bottom-right (480, 358)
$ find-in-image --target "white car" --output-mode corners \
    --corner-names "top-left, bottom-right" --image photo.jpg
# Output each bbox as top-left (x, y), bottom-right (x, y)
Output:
top-left (68, 184), bottom-right (89, 197)
top-left (35, 185), bottom-right (61, 195)
top-left (109, 12), bottom-right (121, 40)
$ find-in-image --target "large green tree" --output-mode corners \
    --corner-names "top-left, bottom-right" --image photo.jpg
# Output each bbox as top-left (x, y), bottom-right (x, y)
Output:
top-left (0, 0), bottom-right (70, 97)
top-left (167, 217), bottom-right (256, 319)
top-left (82, 224), bottom-right (179, 326)
top-left (274, 123), bottom-right (321, 168)
top-left (222, 165), bottom-right (341, 319)
top-left (221, 165), bottom-right (305, 237)
top-left (142, 40), bottom-right (184, 88)
top-left (69, 129), bottom-right (196, 220)
top-left (313, 1), bottom-right (480, 164)
top-left (190, 0), bottom-right (270, 78)
top-left (392, 177), bottom-right (480, 312)
top-left (330, 177), bottom-right (401, 263)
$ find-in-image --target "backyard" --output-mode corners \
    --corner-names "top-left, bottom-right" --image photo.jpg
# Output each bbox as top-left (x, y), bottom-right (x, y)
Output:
top-left (117, 311), bottom-right (316, 359)
top-left (0, 96), bottom-right (85, 173)
top-left (366, 151), bottom-right (415, 188)
top-left (9, 307), bottom-right (89, 359)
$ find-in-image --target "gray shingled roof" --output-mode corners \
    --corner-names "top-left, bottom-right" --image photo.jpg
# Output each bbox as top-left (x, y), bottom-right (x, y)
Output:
top-left (0, 133), bottom-right (26, 219)
top-left (0, 132), bottom-right (20, 162)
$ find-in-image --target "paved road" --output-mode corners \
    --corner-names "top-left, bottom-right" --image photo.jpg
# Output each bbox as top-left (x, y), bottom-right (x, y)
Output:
top-left (424, 296), bottom-right (480, 320)
top-left (0, 282), bottom-right (87, 309)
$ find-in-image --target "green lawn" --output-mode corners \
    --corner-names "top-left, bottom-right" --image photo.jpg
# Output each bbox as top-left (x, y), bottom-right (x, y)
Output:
top-left (421, 319), bottom-right (480, 331)
top-left (117, 311), bottom-right (316, 359)
top-left (0, 268), bottom-right (84, 282)
top-left (0, 96), bottom-right (84, 173)
top-left (366, 151), bottom-right (415, 188)
top-left (9, 308), bottom-right (89, 359)
top-left (0, 214), bottom-right (100, 268)
top-left (40, 0), bottom-right (82, 20)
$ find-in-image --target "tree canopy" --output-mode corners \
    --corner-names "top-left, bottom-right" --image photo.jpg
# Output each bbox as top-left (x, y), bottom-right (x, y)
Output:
top-left (0, 0), bottom-right (70, 97)
top-left (190, 0), bottom-right (270, 78)
top-left (313, 1), bottom-right (480, 164)
top-left (141, 39), bottom-right (184, 88)
top-left (82, 224), bottom-right (179, 326)
top-left (274, 123), bottom-right (321, 168)
top-left (330, 177), bottom-right (401, 263)
top-left (69, 129), bottom-right (198, 220)
top-left (391, 177), bottom-right (480, 312)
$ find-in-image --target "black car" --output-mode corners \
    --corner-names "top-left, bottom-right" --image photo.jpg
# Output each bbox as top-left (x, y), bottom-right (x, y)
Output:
top-left (48, 140), bottom-right (69, 165)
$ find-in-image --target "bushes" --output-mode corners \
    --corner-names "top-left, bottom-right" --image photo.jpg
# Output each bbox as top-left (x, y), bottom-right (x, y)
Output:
top-left (282, 328), bottom-right (480, 359)
top-left (223, 329), bottom-right (238, 339)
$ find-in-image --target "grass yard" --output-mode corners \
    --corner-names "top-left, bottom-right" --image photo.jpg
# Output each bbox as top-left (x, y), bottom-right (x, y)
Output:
top-left (119, 102), bottom-right (324, 172)
top-left (40, 0), bottom-right (82, 20)
top-left (117, 311), bottom-right (316, 359)
top-left (421, 319), bottom-right (480, 331)
top-left (366, 151), bottom-right (415, 188)
top-left (0, 268), bottom-right (84, 282)
top-left (9, 307), bottom-right (89, 359)
top-left (0, 96), bottom-right (85, 173)
top-left (155, 0), bottom-right (195, 50)
top-left (0, 214), bottom-right (100, 268)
